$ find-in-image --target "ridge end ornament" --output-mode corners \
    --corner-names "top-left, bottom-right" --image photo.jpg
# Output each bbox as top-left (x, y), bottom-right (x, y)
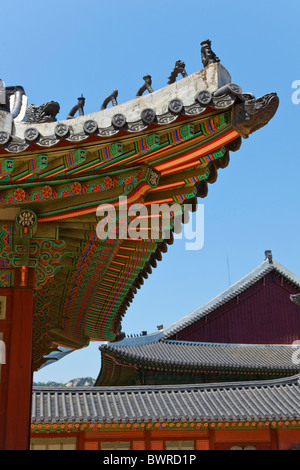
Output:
top-left (291, 294), bottom-right (300, 306)
top-left (0, 81), bottom-right (27, 120)
top-left (201, 39), bottom-right (220, 68)
top-left (26, 101), bottom-right (60, 123)
top-left (232, 92), bottom-right (279, 139)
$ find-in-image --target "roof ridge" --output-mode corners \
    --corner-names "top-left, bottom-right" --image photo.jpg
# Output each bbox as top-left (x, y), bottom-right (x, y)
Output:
top-left (100, 336), bottom-right (300, 373)
top-left (164, 340), bottom-right (298, 349)
top-left (161, 258), bottom-right (300, 339)
top-left (32, 373), bottom-right (300, 393)
top-left (106, 337), bottom-right (299, 349)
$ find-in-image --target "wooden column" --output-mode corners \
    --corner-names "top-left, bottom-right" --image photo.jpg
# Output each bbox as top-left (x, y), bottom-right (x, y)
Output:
top-left (0, 288), bottom-right (34, 450)
top-left (0, 289), bottom-right (12, 450)
top-left (270, 428), bottom-right (279, 450)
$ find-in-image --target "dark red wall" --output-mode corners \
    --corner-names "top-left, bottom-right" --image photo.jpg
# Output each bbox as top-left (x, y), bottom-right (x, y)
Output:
top-left (170, 273), bottom-right (300, 345)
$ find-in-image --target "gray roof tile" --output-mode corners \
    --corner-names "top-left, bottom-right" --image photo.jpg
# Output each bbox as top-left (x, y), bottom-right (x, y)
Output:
top-left (32, 374), bottom-right (300, 424)
top-left (102, 340), bottom-right (300, 372)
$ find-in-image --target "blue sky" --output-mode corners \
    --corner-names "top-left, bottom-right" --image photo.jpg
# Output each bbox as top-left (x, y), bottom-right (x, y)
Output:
top-left (1, 0), bottom-right (298, 382)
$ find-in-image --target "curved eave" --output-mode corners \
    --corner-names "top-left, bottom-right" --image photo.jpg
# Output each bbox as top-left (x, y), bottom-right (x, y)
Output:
top-left (0, 59), bottom-right (279, 370)
top-left (96, 340), bottom-right (300, 386)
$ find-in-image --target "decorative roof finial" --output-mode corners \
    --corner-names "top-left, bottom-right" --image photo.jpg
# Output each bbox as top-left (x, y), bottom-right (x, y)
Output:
top-left (201, 39), bottom-right (220, 68)
top-left (0, 80), bottom-right (6, 105)
top-left (67, 94), bottom-right (85, 119)
top-left (167, 60), bottom-right (188, 85)
top-left (101, 89), bottom-right (118, 110)
top-left (290, 294), bottom-right (300, 306)
top-left (265, 250), bottom-right (273, 264)
top-left (136, 75), bottom-right (154, 97)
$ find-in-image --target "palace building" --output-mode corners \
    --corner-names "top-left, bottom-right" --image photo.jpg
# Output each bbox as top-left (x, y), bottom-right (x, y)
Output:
top-left (96, 253), bottom-right (300, 387)
top-left (29, 253), bottom-right (300, 451)
top-left (0, 41), bottom-right (279, 449)
top-left (30, 374), bottom-right (300, 450)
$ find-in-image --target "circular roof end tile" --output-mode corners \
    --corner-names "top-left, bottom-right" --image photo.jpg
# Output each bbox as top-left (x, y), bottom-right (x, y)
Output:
top-left (54, 123), bottom-right (69, 138)
top-left (112, 114), bottom-right (126, 129)
top-left (168, 99), bottom-right (183, 114)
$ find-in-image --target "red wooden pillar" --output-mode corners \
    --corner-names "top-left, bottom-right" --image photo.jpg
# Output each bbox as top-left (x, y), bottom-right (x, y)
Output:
top-left (0, 287), bottom-right (34, 450)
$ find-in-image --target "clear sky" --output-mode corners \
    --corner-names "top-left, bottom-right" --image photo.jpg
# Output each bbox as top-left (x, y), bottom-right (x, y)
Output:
top-left (1, 0), bottom-right (299, 382)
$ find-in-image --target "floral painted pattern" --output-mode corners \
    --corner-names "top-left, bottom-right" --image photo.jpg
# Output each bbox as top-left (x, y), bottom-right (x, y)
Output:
top-left (103, 177), bottom-right (113, 189)
top-left (14, 188), bottom-right (26, 202)
top-left (1, 170), bottom-right (143, 204)
top-left (41, 186), bottom-right (53, 199)
top-left (71, 182), bottom-right (82, 195)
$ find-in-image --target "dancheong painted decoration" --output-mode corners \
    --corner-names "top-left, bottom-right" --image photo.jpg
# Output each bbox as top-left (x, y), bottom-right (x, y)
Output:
top-left (0, 41), bottom-right (279, 374)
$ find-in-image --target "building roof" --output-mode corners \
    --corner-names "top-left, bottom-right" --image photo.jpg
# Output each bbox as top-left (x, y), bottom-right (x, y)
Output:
top-left (100, 255), bottom-right (300, 349)
top-left (95, 254), bottom-right (300, 386)
top-left (0, 63), bottom-right (233, 154)
top-left (161, 256), bottom-right (300, 340)
top-left (31, 374), bottom-right (300, 426)
top-left (0, 42), bottom-right (279, 371)
top-left (100, 340), bottom-right (300, 374)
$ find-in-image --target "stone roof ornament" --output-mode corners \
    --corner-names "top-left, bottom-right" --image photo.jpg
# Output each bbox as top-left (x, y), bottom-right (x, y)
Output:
top-left (0, 80), bottom-right (6, 105)
top-left (0, 80), bottom-right (27, 120)
top-left (265, 250), bottom-right (273, 264)
top-left (201, 39), bottom-right (220, 68)
top-left (26, 101), bottom-right (60, 123)
top-left (136, 75), bottom-right (154, 97)
top-left (232, 93), bottom-right (279, 139)
top-left (167, 60), bottom-right (188, 85)
top-left (67, 94), bottom-right (85, 119)
top-left (101, 89), bottom-right (118, 110)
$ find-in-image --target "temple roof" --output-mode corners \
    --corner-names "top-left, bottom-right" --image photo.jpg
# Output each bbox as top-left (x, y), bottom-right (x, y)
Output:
top-left (0, 63), bottom-right (233, 155)
top-left (95, 254), bottom-right (300, 385)
top-left (99, 340), bottom-right (300, 374)
top-left (0, 42), bottom-right (280, 370)
top-left (31, 373), bottom-right (300, 425)
top-left (99, 253), bottom-right (300, 346)
top-left (160, 254), bottom-right (300, 340)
